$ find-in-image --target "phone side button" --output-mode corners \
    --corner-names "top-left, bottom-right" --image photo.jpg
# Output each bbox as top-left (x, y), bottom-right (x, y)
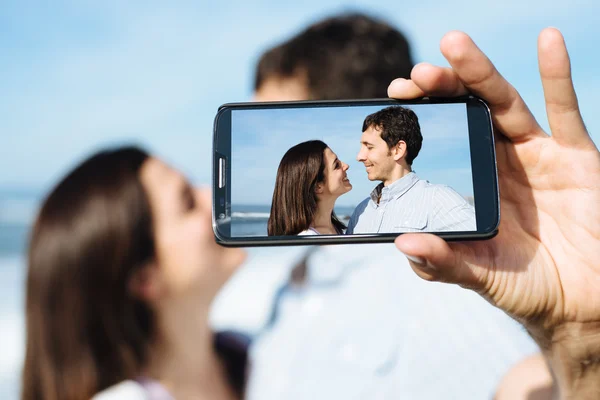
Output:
top-left (219, 157), bottom-right (226, 188)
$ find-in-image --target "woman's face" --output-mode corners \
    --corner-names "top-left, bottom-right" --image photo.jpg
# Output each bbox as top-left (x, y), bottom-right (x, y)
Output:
top-left (320, 147), bottom-right (352, 198)
top-left (139, 157), bottom-right (246, 301)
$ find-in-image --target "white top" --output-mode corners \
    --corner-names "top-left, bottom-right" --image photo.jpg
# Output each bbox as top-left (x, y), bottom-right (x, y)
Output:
top-left (92, 378), bottom-right (174, 400)
top-left (297, 227), bottom-right (320, 236)
top-left (92, 381), bottom-right (147, 400)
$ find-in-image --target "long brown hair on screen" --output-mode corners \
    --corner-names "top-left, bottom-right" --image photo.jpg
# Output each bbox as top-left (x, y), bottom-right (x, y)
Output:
top-left (268, 140), bottom-right (346, 236)
top-left (21, 146), bottom-right (155, 400)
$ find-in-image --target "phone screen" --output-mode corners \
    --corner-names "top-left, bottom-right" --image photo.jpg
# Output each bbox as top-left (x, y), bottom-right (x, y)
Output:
top-left (213, 97), bottom-right (498, 246)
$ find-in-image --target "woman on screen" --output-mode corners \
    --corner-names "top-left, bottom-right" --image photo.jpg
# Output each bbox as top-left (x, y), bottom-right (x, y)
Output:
top-left (22, 146), bottom-right (248, 400)
top-left (268, 140), bottom-right (352, 236)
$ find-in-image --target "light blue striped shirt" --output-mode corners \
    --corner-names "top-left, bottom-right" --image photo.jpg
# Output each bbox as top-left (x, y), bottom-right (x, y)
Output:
top-left (243, 244), bottom-right (540, 400)
top-left (346, 172), bottom-right (476, 234)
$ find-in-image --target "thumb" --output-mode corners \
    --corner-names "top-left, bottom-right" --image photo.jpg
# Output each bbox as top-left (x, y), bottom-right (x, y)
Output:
top-left (394, 233), bottom-right (482, 289)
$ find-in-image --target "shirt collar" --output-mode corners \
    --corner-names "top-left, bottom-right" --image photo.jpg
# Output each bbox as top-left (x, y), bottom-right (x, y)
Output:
top-left (369, 172), bottom-right (420, 204)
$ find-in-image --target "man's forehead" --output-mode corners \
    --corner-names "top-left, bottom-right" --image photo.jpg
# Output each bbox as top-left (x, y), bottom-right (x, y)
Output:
top-left (253, 76), bottom-right (310, 102)
top-left (361, 125), bottom-right (383, 141)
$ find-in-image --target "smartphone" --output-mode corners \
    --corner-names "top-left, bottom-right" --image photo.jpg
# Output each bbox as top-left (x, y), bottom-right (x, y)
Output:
top-left (212, 97), bottom-right (499, 247)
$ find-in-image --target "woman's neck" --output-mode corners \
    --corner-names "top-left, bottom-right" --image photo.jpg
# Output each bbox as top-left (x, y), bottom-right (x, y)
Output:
top-left (145, 298), bottom-right (237, 400)
top-left (312, 197), bottom-right (338, 234)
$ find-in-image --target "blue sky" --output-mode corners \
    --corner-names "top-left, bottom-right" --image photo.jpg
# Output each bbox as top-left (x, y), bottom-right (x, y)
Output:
top-left (1, 0), bottom-right (599, 196)
top-left (231, 103), bottom-right (472, 206)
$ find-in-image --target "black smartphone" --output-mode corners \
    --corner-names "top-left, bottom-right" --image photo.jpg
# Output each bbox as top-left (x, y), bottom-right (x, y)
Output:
top-left (213, 97), bottom-right (499, 247)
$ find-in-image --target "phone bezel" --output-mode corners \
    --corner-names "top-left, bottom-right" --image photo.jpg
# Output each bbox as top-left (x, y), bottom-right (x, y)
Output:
top-left (212, 96), bottom-right (499, 247)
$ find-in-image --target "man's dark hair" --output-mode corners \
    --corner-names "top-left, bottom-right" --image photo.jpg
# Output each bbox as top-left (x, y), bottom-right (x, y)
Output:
top-left (254, 13), bottom-right (414, 100)
top-left (362, 106), bottom-right (423, 165)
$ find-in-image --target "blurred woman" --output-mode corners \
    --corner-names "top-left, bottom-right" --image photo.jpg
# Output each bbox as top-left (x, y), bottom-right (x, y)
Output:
top-left (22, 146), bottom-right (247, 400)
top-left (268, 140), bottom-right (352, 236)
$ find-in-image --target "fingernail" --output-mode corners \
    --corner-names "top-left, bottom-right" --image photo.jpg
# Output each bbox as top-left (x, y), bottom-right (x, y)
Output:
top-left (389, 78), bottom-right (408, 89)
top-left (404, 254), bottom-right (425, 265)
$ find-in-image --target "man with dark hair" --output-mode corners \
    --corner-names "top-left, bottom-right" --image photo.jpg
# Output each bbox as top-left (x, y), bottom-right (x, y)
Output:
top-left (362, 105), bottom-right (423, 165)
top-left (238, 12), bottom-right (541, 400)
top-left (347, 105), bottom-right (476, 233)
top-left (254, 13), bottom-right (414, 101)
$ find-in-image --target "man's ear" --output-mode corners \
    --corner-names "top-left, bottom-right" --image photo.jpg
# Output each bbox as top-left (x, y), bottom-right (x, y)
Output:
top-left (128, 262), bottom-right (163, 302)
top-left (393, 141), bottom-right (407, 161)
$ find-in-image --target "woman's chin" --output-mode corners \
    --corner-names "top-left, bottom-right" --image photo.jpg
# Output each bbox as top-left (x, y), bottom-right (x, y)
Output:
top-left (338, 186), bottom-right (352, 196)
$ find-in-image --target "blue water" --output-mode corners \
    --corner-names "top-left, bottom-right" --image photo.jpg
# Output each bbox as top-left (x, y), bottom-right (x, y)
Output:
top-left (0, 225), bottom-right (29, 257)
top-left (0, 192), bottom-right (34, 398)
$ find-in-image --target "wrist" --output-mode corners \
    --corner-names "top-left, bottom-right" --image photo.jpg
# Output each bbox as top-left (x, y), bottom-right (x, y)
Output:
top-left (526, 321), bottom-right (600, 399)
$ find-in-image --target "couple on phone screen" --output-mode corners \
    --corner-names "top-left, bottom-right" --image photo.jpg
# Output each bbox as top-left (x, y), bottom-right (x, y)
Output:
top-left (267, 105), bottom-right (476, 236)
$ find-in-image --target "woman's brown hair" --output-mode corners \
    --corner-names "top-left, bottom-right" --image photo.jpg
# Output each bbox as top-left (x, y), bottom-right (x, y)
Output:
top-left (22, 146), bottom-right (155, 400)
top-left (267, 140), bottom-right (346, 236)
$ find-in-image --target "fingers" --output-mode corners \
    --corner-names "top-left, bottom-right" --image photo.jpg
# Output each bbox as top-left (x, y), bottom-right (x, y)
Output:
top-left (387, 77), bottom-right (425, 99)
top-left (441, 31), bottom-right (546, 142)
top-left (388, 64), bottom-right (468, 99)
top-left (411, 63), bottom-right (468, 97)
top-left (394, 233), bottom-right (482, 289)
top-left (538, 28), bottom-right (590, 147)
top-left (389, 31), bottom-right (548, 143)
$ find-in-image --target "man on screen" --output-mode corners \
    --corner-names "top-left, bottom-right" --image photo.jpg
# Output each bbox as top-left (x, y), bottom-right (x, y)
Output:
top-left (347, 105), bottom-right (476, 233)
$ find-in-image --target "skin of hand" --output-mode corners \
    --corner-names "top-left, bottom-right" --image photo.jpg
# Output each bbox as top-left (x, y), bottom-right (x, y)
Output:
top-left (387, 28), bottom-right (600, 395)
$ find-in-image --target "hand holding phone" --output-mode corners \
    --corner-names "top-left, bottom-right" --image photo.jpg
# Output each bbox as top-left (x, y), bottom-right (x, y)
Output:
top-left (388, 30), bottom-right (600, 400)
top-left (212, 97), bottom-right (498, 246)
